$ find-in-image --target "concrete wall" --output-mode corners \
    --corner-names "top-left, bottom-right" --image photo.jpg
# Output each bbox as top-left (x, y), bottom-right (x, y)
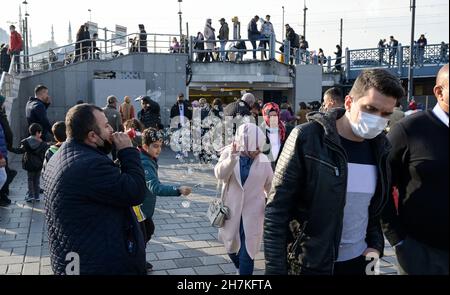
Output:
top-left (191, 60), bottom-right (292, 86)
top-left (10, 53), bottom-right (187, 144)
top-left (294, 64), bottom-right (323, 108)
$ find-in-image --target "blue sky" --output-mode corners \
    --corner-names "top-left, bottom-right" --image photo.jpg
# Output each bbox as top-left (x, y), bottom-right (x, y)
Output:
top-left (1, 0), bottom-right (449, 55)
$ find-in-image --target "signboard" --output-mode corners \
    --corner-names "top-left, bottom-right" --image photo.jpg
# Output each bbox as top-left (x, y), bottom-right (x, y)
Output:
top-left (113, 25), bottom-right (127, 46)
top-left (86, 21), bottom-right (98, 36)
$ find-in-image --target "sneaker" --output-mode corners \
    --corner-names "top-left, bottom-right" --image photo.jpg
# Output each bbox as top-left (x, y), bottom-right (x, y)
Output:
top-left (146, 262), bottom-right (153, 272)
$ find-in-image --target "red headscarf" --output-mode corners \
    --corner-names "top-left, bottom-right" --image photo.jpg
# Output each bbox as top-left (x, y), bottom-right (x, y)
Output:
top-left (262, 102), bottom-right (286, 142)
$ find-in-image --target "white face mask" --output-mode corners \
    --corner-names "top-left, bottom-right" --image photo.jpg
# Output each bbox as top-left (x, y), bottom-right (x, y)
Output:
top-left (346, 110), bottom-right (389, 139)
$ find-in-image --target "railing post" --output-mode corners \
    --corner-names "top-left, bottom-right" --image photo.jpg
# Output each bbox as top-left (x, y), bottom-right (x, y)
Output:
top-left (397, 43), bottom-right (403, 75)
top-left (284, 40), bottom-right (290, 65)
top-left (270, 34), bottom-right (275, 60)
top-left (189, 36), bottom-right (194, 61)
top-left (327, 55), bottom-right (332, 72)
top-left (345, 47), bottom-right (350, 81)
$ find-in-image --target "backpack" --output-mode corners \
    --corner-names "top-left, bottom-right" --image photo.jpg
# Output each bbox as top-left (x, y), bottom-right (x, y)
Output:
top-left (21, 141), bottom-right (45, 172)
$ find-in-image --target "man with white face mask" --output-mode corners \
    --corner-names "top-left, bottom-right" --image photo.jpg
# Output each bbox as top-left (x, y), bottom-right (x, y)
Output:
top-left (264, 69), bottom-right (405, 275)
top-left (382, 64), bottom-right (449, 275)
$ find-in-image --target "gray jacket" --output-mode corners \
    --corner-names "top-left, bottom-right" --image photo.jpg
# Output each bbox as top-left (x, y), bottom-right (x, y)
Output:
top-left (103, 105), bottom-right (123, 132)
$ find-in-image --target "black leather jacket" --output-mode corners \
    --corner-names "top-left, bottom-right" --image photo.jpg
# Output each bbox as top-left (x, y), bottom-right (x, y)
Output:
top-left (264, 109), bottom-right (391, 275)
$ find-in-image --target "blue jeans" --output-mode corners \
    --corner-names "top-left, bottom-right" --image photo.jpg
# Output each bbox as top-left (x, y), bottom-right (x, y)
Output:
top-left (220, 41), bottom-right (227, 61)
top-left (228, 218), bottom-right (254, 275)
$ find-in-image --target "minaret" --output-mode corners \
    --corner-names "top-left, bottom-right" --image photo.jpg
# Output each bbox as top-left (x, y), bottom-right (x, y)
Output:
top-left (19, 5), bottom-right (23, 34)
top-left (68, 21), bottom-right (73, 44)
top-left (51, 25), bottom-right (55, 43)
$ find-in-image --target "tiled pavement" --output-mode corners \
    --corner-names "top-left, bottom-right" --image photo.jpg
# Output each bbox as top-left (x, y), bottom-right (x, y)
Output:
top-left (0, 149), bottom-right (399, 275)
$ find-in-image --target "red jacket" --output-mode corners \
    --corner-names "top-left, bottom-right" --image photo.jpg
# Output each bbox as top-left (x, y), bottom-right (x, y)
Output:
top-left (9, 31), bottom-right (23, 53)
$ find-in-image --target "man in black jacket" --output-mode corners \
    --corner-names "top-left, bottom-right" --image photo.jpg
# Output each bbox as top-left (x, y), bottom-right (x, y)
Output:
top-left (247, 16), bottom-right (260, 59)
top-left (170, 93), bottom-right (192, 158)
top-left (43, 104), bottom-right (147, 275)
top-left (138, 96), bottom-right (162, 129)
top-left (25, 85), bottom-right (52, 141)
top-left (264, 69), bottom-right (405, 275)
top-left (139, 24), bottom-right (148, 53)
top-left (382, 64), bottom-right (449, 275)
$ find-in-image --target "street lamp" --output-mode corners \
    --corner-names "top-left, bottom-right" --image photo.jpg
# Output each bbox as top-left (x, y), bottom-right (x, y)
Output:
top-left (88, 9), bottom-right (92, 22)
top-left (282, 6), bottom-right (285, 39)
top-left (178, 0), bottom-right (183, 48)
top-left (22, 0), bottom-right (30, 69)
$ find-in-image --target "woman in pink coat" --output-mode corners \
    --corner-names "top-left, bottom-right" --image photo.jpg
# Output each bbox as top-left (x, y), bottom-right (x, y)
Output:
top-left (214, 123), bottom-right (273, 275)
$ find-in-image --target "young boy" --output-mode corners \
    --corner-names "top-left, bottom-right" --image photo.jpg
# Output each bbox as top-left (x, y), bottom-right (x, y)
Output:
top-left (138, 128), bottom-right (192, 272)
top-left (123, 118), bottom-right (144, 148)
top-left (16, 123), bottom-right (49, 202)
top-left (43, 121), bottom-right (66, 171)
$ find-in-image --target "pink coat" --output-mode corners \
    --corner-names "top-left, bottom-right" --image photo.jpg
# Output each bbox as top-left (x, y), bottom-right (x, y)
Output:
top-left (214, 147), bottom-right (273, 259)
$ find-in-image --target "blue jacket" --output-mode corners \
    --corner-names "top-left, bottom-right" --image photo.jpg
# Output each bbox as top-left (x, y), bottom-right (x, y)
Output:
top-left (0, 123), bottom-right (7, 160)
top-left (139, 149), bottom-right (180, 219)
top-left (43, 139), bottom-right (147, 275)
top-left (25, 97), bottom-right (52, 140)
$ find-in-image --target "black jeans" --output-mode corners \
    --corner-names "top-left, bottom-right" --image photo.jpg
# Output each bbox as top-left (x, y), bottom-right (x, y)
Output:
top-left (395, 236), bottom-right (449, 275)
top-left (334, 255), bottom-right (370, 275)
top-left (250, 40), bottom-right (257, 59)
top-left (27, 171), bottom-right (41, 199)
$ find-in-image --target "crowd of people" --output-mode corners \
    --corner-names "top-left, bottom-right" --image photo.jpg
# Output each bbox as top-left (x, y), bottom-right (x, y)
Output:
top-left (377, 34), bottom-right (449, 67)
top-left (0, 63), bottom-right (448, 276)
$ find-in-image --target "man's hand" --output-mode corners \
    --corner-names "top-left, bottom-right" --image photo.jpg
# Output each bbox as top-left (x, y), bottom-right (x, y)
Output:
top-left (363, 248), bottom-right (380, 258)
top-left (179, 186), bottom-right (192, 196)
top-left (112, 132), bottom-right (132, 151)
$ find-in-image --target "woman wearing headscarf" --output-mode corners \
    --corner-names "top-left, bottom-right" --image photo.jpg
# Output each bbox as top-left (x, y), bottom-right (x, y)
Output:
top-left (119, 96), bottom-right (135, 122)
top-left (261, 102), bottom-right (286, 170)
top-left (214, 123), bottom-right (273, 275)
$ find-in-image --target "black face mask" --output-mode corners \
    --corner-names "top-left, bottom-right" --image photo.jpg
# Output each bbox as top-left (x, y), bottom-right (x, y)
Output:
top-left (95, 133), bottom-right (114, 155)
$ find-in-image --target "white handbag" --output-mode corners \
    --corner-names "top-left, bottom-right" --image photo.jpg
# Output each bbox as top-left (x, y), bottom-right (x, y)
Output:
top-left (206, 179), bottom-right (230, 228)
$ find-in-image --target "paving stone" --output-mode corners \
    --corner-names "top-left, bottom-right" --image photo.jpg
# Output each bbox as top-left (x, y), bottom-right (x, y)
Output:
top-left (0, 255), bottom-right (24, 265)
top-left (173, 257), bottom-right (203, 268)
top-left (7, 263), bottom-right (23, 274)
top-left (155, 250), bottom-right (183, 260)
top-left (179, 249), bottom-right (206, 258)
top-left (194, 265), bottom-right (224, 275)
top-left (167, 267), bottom-right (196, 275)
top-left (174, 228), bottom-right (197, 235)
top-left (198, 255), bottom-right (229, 265)
top-left (184, 241), bottom-right (211, 249)
top-left (162, 243), bottom-right (189, 251)
top-left (22, 262), bottom-right (40, 275)
top-left (219, 263), bottom-right (238, 274)
top-left (0, 248), bottom-right (11, 257)
top-left (151, 259), bottom-right (177, 270)
top-left (40, 265), bottom-right (54, 275)
top-left (189, 233), bottom-right (216, 241)
top-left (168, 235), bottom-right (193, 243)
top-left (0, 264), bottom-right (7, 274)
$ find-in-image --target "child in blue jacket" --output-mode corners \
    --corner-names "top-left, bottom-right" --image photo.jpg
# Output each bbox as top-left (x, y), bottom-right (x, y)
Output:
top-left (139, 128), bottom-right (192, 272)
